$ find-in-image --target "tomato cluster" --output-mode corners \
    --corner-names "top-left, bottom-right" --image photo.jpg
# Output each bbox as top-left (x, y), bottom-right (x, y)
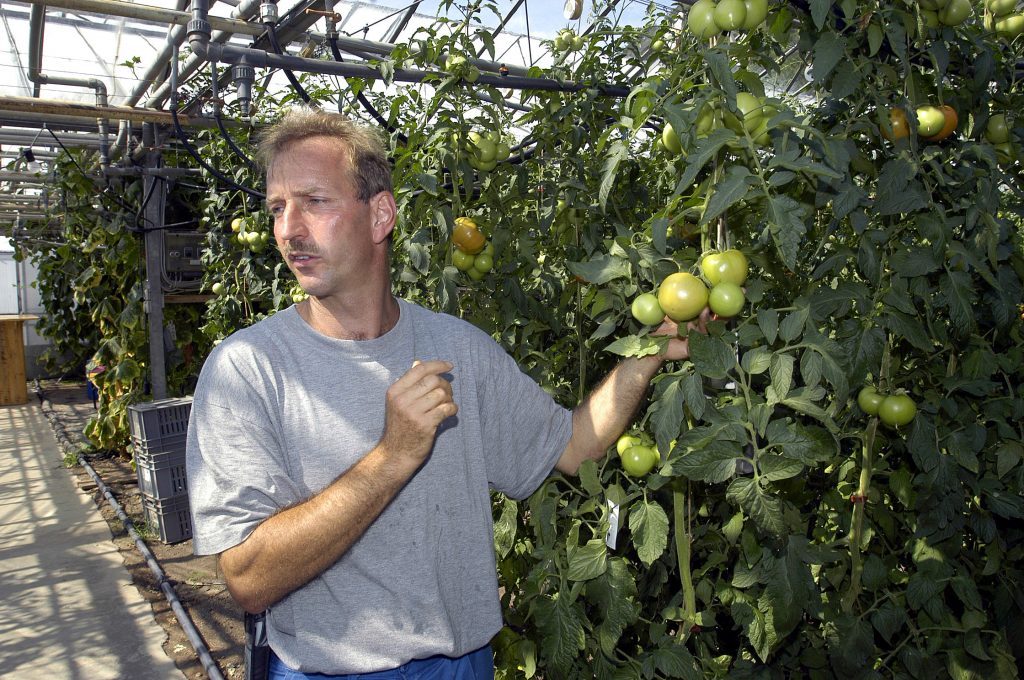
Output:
top-left (552, 28), bottom-right (585, 52)
top-left (443, 53), bottom-right (480, 83)
top-left (983, 0), bottom-right (1024, 36)
top-left (686, 0), bottom-right (769, 38)
top-left (230, 214), bottom-right (270, 253)
top-left (630, 249), bottom-right (749, 327)
top-left (983, 113), bottom-right (1018, 164)
top-left (466, 131), bottom-right (511, 173)
top-left (857, 386), bottom-right (918, 428)
top-left (451, 217), bottom-right (494, 280)
top-left (919, 0), bottom-right (973, 26)
top-left (615, 433), bottom-right (659, 478)
top-left (661, 93), bottom-right (774, 157)
top-left (701, 249), bottom-right (748, 317)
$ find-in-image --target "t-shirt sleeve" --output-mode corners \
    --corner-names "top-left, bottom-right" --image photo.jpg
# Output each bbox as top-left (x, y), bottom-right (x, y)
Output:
top-left (473, 332), bottom-right (572, 500)
top-left (185, 343), bottom-right (306, 556)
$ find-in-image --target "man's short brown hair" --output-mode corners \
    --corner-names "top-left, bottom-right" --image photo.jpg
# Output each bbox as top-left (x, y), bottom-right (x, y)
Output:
top-left (255, 108), bottom-right (393, 202)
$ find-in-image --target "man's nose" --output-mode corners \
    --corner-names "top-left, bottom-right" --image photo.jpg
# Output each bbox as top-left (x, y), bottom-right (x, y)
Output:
top-left (274, 203), bottom-right (305, 242)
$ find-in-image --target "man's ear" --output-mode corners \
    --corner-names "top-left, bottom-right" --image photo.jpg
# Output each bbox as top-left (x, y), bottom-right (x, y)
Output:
top-left (369, 191), bottom-right (398, 244)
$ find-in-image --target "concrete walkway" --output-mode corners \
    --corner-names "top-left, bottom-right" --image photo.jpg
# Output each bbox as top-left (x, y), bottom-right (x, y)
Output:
top-left (0, 403), bottom-right (185, 679)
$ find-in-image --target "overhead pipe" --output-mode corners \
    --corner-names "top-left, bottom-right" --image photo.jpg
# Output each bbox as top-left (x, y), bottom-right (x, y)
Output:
top-left (186, 0), bottom-right (629, 120)
top-left (0, 171), bottom-right (47, 183)
top-left (146, 0), bottom-right (267, 109)
top-left (20, 0), bottom-right (264, 36)
top-left (27, 3), bottom-right (110, 169)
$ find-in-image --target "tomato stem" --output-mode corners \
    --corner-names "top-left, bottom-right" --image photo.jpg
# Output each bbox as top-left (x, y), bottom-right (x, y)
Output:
top-left (673, 486), bottom-right (697, 641)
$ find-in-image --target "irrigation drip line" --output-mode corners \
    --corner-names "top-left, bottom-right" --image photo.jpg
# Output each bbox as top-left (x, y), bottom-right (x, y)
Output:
top-left (267, 24), bottom-right (313, 105)
top-left (32, 382), bottom-right (226, 680)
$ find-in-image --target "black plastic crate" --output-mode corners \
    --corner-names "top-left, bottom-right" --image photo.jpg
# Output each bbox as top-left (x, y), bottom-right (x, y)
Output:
top-left (141, 494), bottom-right (192, 544)
top-left (128, 397), bottom-right (193, 454)
top-left (135, 448), bottom-right (188, 500)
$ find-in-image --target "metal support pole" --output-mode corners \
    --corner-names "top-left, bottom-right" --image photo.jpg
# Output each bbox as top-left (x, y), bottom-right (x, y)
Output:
top-left (141, 125), bottom-right (168, 400)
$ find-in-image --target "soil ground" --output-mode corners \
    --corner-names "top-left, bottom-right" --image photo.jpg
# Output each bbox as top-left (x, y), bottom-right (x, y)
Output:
top-left (35, 380), bottom-right (245, 680)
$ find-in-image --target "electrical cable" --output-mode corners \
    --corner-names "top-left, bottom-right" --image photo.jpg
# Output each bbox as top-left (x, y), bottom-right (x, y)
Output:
top-left (266, 24), bottom-right (312, 104)
top-left (209, 62), bottom-right (259, 173)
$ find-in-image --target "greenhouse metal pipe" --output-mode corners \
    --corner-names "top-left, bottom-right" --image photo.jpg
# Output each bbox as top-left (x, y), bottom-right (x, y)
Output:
top-left (21, 0), bottom-right (265, 36)
top-left (187, 10), bottom-right (631, 99)
top-left (28, 3), bottom-right (110, 168)
top-left (146, 0), bottom-right (266, 108)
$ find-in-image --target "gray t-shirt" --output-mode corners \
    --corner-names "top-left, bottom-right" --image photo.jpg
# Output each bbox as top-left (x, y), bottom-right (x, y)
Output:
top-left (185, 299), bottom-right (572, 674)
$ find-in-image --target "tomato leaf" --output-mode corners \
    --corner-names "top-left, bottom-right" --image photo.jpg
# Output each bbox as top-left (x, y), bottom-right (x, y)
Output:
top-left (940, 270), bottom-right (976, 335)
top-left (567, 254), bottom-right (630, 285)
top-left (651, 378), bottom-right (686, 453)
top-left (598, 140), bottom-right (628, 212)
top-left (533, 593), bottom-right (585, 675)
top-left (769, 353), bottom-right (795, 400)
top-left (669, 439), bottom-right (741, 483)
top-left (493, 496), bottom-right (518, 559)
top-left (757, 308), bottom-right (779, 344)
top-left (567, 538), bottom-right (607, 582)
top-left (726, 477), bottom-right (787, 536)
top-left (810, 0), bottom-right (834, 29)
top-left (766, 195), bottom-right (807, 271)
top-left (585, 558), bottom-right (640, 657)
top-left (870, 600), bottom-right (908, 644)
top-left (700, 166), bottom-right (754, 226)
top-left (648, 645), bottom-right (701, 680)
top-left (604, 334), bottom-right (665, 358)
top-left (628, 498), bottom-right (669, 566)
top-left (677, 128), bottom-right (736, 191)
top-left (688, 332), bottom-right (736, 379)
top-left (811, 34), bottom-right (846, 83)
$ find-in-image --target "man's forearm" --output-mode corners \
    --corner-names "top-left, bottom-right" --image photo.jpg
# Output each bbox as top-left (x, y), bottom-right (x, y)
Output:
top-left (219, 443), bottom-right (420, 613)
top-left (557, 354), bottom-right (664, 475)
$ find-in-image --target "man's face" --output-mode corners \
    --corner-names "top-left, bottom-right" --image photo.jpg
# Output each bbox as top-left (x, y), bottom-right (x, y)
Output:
top-left (266, 137), bottom-right (380, 300)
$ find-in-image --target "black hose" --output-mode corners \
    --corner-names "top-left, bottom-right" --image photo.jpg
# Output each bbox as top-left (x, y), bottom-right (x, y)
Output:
top-left (267, 24), bottom-right (312, 104)
top-left (327, 35), bottom-right (408, 144)
top-left (170, 106), bottom-right (266, 200)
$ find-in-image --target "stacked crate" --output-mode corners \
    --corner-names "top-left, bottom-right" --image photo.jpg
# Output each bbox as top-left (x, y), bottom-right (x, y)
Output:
top-left (128, 397), bottom-right (193, 543)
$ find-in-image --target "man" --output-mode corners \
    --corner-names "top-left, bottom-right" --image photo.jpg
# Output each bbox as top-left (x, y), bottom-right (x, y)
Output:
top-left (186, 108), bottom-right (698, 679)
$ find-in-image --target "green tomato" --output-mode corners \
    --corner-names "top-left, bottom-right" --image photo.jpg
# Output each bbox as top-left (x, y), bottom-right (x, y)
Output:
top-left (695, 104), bottom-right (720, 137)
top-left (714, 0), bottom-right (747, 30)
top-left (985, 114), bottom-right (1010, 144)
top-left (916, 106), bottom-right (946, 137)
top-left (707, 282), bottom-right (746, 318)
top-left (995, 13), bottom-right (1024, 37)
top-left (453, 248), bottom-right (476, 271)
top-left (701, 249), bottom-right (749, 286)
top-left (742, 0), bottom-right (769, 29)
top-left (857, 386), bottom-right (886, 415)
top-left (688, 0), bottom-right (722, 38)
top-left (210, 282), bottom-right (225, 295)
top-left (938, 0), bottom-right (972, 25)
top-left (662, 123), bottom-right (683, 156)
top-left (986, 0), bottom-right (1017, 15)
top-left (724, 92), bottom-right (765, 134)
top-left (616, 434), bottom-right (642, 456)
top-left (878, 394), bottom-right (918, 428)
top-left (230, 216), bottom-right (244, 233)
top-left (631, 292), bottom-right (665, 326)
top-left (469, 131), bottom-right (497, 163)
top-left (658, 272), bottom-right (709, 322)
top-left (467, 267), bottom-right (486, 281)
top-left (472, 253), bottom-right (493, 273)
top-left (621, 445), bottom-right (659, 477)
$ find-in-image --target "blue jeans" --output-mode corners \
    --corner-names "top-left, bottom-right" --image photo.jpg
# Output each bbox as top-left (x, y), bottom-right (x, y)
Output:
top-left (267, 645), bottom-right (494, 680)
